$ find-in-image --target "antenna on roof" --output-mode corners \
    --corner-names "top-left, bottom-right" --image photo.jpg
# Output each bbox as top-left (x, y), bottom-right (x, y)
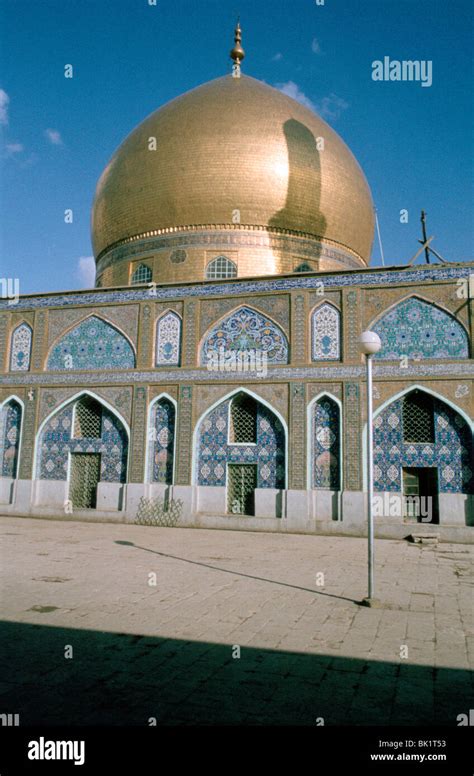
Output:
top-left (406, 210), bottom-right (451, 266)
top-left (374, 207), bottom-right (385, 266)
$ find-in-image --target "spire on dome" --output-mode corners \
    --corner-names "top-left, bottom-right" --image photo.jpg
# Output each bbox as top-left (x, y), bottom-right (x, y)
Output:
top-left (230, 20), bottom-right (245, 78)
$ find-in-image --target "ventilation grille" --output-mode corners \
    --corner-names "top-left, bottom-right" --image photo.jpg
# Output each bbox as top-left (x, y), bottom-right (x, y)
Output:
top-left (227, 464), bottom-right (256, 515)
top-left (402, 392), bottom-right (435, 443)
top-left (74, 397), bottom-right (102, 439)
top-left (230, 396), bottom-right (257, 443)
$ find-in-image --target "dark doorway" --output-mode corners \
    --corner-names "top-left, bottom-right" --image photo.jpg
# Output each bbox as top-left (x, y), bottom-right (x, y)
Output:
top-left (402, 467), bottom-right (439, 524)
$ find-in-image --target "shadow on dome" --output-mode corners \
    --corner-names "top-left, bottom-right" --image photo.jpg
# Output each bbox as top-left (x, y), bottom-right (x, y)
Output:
top-left (269, 118), bottom-right (327, 272)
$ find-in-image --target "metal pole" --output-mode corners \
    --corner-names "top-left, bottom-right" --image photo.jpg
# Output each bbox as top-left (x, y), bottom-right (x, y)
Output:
top-left (367, 354), bottom-right (374, 599)
top-left (421, 210), bottom-right (431, 264)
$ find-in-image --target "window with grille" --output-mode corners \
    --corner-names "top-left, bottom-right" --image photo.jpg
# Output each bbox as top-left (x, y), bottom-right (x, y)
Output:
top-left (230, 394), bottom-right (257, 443)
top-left (206, 256), bottom-right (237, 280)
top-left (73, 396), bottom-right (102, 439)
top-left (294, 262), bottom-right (313, 273)
top-left (402, 391), bottom-right (435, 443)
top-left (227, 464), bottom-right (257, 515)
top-left (131, 263), bottom-right (152, 285)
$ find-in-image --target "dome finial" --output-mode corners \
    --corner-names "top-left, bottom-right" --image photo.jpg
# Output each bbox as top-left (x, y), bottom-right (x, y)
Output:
top-left (230, 19), bottom-right (245, 78)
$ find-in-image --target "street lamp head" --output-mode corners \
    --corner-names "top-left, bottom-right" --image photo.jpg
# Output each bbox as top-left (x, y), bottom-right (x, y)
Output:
top-left (359, 330), bottom-right (382, 356)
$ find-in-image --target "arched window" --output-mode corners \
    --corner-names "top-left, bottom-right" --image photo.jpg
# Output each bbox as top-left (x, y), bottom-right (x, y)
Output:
top-left (0, 399), bottom-right (22, 478)
top-left (10, 323), bottom-right (32, 371)
top-left (402, 391), bottom-right (435, 443)
top-left (230, 394), bottom-right (257, 444)
top-left (206, 256), bottom-right (237, 280)
top-left (311, 303), bottom-right (341, 361)
top-left (294, 263), bottom-right (313, 273)
top-left (148, 398), bottom-right (176, 484)
top-left (156, 312), bottom-right (181, 366)
top-left (131, 263), bottom-right (152, 285)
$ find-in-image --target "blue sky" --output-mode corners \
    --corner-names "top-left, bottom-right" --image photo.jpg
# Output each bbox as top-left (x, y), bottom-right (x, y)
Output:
top-left (1, 0), bottom-right (472, 294)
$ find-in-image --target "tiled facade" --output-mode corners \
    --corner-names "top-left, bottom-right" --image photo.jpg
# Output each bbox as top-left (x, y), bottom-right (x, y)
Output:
top-left (0, 262), bottom-right (472, 530)
top-left (200, 306), bottom-right (289, 365)
top-left (37, 398), bottom-right (128, 482)
top-left (47, 316), bottom-right (136, 371)
top-left (373, 297), bottom-right (469, 360)
top-left (0, 399), bottom-right (22, 477)
top-left (373, 393), bottom-right (473, 494)
top-left (10, 323), bottom-right (32, 372)
top-left (196, 394), bottom-right (286, 488)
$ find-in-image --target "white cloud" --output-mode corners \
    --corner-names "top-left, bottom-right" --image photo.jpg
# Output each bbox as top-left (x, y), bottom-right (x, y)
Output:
top-left (311, 37), bottom-right (322, 55)
top-left (275, 81), bottom-right (316, 111)
top-left (77, 256), bottom-right (96, 287)
top-left (0, 89), bottom-right (9, 125)
top-left (271, 52), bottom-right (283, 62)
top-left (44, 128), bottom-right (63, 145)
top-left (315, 93), bottom-right (349, 120)
top-left (6, 142), bottom-right (23, 155)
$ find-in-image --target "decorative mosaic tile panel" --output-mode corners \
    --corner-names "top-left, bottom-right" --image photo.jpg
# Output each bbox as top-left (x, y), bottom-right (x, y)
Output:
top-left (374, 393), bottom-right (473, 493)
top-left (312, 303), bottom-right (340, 361)
top-left (289, 383), bottom-right (305, 489)
top-left (10, 323), bottom-right (32, 371)
top-left (37, 399), bottom-right (128, 482)
top-left (130, 387), bottom-right (147, 482)
top-left (373, 297), bottom-right (469, 360)
top-left (201, 306), bottom-right (289, 365)
top-left (312, 396), bottom-right (340, 489)
top-left (156, 312), bottom-right (181, 366)
top-left (0, 399), bottom-right (22, 477)
top-left (344, 382), bottom-right (361, 490)
top-left (148, 398), bottom-right (175, 483)
top-left (197, 395), bottom-right (285, 488)
top-left (47, 316), bottom-right (135, 371)
top-left (175, 385), bottom-right (193, 485)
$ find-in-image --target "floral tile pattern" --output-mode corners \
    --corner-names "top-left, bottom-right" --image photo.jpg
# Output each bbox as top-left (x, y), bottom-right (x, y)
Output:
top-left (0, 399), bottom-right (22, 477)
top-left (312, 396), bottom-right (341, 489)
top-left (47, 316), bottom-right (135, 371)
top-left (311, 303), bottom-right (340, 361)
top-left (148, 398), bottom-right (175, 483)
top-left (373, 297), bottom-right (469, 360)
top-left (200, 306), bottom-right (288, 365)
top-left (10, 323), bottom-right (32, 371)
top-left (156, 312), bottom-right (181, 366)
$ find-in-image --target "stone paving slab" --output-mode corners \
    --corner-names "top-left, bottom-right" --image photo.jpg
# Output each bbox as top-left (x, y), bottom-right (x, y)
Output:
top-left (0, 516), bottom-right (472, 726)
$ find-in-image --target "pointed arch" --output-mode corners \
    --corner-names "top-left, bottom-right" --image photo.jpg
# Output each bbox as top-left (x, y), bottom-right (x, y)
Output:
top-left (155, 310), bottom-right (181, 366)
top-left (370, 295), bottom-right (469, 360)
top-left (34, 390), bottom-right (129, 483)
top-left (192, 387), bottom-right (288, 488)
top-left (311, 302), bottom-right (341, 361)
top-left (10, 322), bottom-right (32, 371)
top-left (0, 395), bottom-right (24, 479)
top-left (200, 305), bottom-right (289, 365)
top-left (362, 385), bottom-right (473, 494)
top-left (145, 393), bottom-right (177, 484)
top-left (46, 314), bottom-right (136, 371)
top-left (307, 392), bottom-right (342, 490)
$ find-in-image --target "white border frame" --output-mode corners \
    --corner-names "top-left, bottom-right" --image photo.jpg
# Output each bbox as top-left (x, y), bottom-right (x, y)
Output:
top-left (144, 392), bottom-right (178, 484)
top-left (306, 391), bottom-right (343, 491)
top-left (0, 394), bottom-right (25, 480)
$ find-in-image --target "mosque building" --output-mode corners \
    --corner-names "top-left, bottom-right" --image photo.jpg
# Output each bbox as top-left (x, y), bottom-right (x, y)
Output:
top-left (0, 26), bottom-right (472, 536)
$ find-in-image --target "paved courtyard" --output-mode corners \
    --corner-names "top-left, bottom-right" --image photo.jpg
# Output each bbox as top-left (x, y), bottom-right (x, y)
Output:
top-left (0, 516), bottom-right (472, 726)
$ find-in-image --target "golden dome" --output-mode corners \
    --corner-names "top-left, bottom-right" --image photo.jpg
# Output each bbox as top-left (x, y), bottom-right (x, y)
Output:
top-left (92, 74), bottom-right (374, 276)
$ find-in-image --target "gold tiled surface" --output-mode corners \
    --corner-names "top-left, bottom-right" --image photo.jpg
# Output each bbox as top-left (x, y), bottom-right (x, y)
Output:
top-left (92, 75), bottom-right (374, 272)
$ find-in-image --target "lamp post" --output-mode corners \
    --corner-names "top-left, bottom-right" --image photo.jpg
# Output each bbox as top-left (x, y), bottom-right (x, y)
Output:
top-left (359, 331), bottom-right (382, 607)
